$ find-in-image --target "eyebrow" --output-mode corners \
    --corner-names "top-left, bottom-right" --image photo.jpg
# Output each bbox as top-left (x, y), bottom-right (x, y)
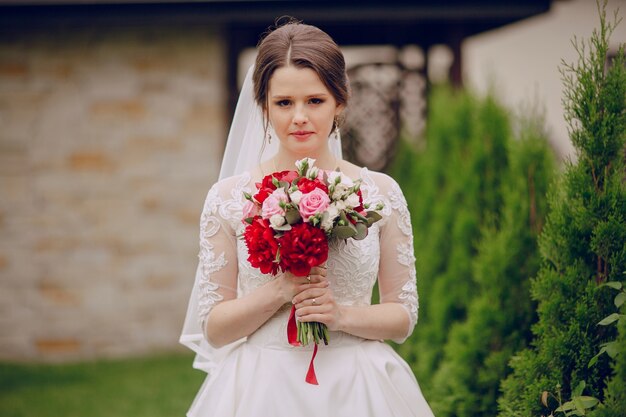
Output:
top-left (271, 93), bottom-right (329, 99)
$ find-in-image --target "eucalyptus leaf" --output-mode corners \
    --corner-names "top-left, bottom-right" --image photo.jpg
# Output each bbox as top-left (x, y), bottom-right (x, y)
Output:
top-left (366, 211), bottom-right (383, 224)
top-left (351, 211), bottom-right (369, 223)
top-left (285, 209), bottom-right (301, 225)
top-left (354, 222), bottom-right (368, 240)
top-left (272, 224), bottom-right (292, 232)
top-left (333, 225), bottom-right (357, 239)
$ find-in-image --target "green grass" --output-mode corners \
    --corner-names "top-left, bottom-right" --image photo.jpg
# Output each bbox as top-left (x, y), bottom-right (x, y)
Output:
top-left (0, 352), bottom-right (205, 417)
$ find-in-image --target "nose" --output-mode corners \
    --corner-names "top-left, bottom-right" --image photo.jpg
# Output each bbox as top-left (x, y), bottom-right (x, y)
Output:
top-left (292, 104), bottom-right (308, 125)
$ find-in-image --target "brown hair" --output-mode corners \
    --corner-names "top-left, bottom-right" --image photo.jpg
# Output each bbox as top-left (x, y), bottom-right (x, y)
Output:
top-left (253, 20), bottom-right (349, 123)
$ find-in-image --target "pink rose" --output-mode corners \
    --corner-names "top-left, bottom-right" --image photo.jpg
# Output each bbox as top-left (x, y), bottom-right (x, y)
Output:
top-left (242, 200), bottom-right (259, 222)
top-left (261, 188), bottom-right (288, 219)
top-left (299, 188), bottom-right (331, 222)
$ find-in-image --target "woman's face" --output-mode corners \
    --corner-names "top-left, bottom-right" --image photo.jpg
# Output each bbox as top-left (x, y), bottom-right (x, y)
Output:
top-left (267, 65), bottom-right (342, 157)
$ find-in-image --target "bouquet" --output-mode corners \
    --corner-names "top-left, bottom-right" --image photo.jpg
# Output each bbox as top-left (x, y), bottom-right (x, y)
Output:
top-left (241, 157), bottom-right (383, 383)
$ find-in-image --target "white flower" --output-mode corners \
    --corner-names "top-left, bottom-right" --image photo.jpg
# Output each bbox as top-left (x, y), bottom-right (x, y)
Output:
top-left (332, 183), bottom-right (350, 200)
top-left (321, 204), bottom-right (340, 232)
top-left (345, 193), bottom-right (360, 208)
top-left (332, 199), bottom-right (347, 211)
top-left (295, 157), bottom-right (316, 172)
top-left (269, 214), bottom-right (286, 228)
top-left (290, 190), bottom-right (303, 204)
top-left (328, 171), bottom-right (342, 185)
top-left (306, 166), bottom-right (319, 180)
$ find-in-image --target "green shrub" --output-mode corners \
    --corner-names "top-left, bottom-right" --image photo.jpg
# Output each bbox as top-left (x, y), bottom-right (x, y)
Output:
top-left (429, 119), bottom-right (554, 417)
top-left (498, 3), bottom-right (626, 416)
top-left (390, 87), bottom-right (512, 397)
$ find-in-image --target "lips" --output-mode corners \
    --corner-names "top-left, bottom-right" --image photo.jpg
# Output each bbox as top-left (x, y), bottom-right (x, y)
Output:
top-left (291, 131), bottom-right (314, 140)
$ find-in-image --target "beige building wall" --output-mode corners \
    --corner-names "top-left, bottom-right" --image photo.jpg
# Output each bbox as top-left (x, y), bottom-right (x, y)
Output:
top-left (0, 26), bottom-right (227, 361)
top-left (464, 0), bottom-right (626, 160)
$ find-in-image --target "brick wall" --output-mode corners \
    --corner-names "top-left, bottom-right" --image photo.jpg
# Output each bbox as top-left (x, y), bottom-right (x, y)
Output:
top-left (0, 25), bottom-right (227, 361)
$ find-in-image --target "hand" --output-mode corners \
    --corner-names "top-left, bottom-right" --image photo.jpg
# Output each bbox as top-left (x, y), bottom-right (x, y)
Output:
top-left (274, 266), bottom-right (329, 305)
top-left (292, 268), bottom-right (342, 331)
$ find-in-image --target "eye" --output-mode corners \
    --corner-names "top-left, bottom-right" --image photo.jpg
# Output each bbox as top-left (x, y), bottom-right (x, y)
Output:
top-left (275, 99), bottom-right (291, 107)
top-left (309, 98), bottom-right (324, 105)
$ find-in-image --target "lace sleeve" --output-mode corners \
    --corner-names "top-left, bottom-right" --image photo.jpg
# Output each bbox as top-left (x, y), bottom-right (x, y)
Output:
top-left (377, 176), bottom-right (419, 344)
top-left (197, 182), bottom-right (239, 336)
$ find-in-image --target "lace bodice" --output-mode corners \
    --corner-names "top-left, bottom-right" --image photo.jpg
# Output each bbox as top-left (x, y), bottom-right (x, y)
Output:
top-left (196, 168), bottom-right (418, 346)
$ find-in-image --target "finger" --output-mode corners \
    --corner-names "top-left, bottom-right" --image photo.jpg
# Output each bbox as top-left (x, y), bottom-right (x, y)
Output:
top-left (296, 312), bottom-right (332, 325)
top-left (294, 281), bottom-right (329, 294)
top-left (289, 273), bottom-right (323, 285)
top-left (292, 289), bottom-right (327, 307)
top-left (309, 266), bottom-right (328, 277)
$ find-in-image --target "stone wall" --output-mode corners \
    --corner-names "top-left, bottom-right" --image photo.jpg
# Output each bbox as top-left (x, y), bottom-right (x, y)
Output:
top-left (0, 25), bottom-right (227, 361)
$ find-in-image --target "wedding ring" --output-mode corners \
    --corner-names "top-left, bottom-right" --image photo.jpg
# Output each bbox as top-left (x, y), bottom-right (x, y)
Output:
top-left (306, 275), bottom-right (311, 282)
top-left (312, 298), bottom-right (317, 305)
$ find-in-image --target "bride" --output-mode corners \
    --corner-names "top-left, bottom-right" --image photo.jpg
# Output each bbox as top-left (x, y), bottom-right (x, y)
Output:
top-left (180, 20), bottom-right (435, 417)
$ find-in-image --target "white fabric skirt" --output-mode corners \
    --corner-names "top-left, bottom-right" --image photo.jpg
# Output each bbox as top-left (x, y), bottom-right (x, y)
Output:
top-left (186, 335), bottom-right (435, 417)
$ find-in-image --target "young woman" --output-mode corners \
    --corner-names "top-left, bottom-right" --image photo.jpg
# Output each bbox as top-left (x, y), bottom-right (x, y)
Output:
top-left (180, 21), bottom-right (434, 417)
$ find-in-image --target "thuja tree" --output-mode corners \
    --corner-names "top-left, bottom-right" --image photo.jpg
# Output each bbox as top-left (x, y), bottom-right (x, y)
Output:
top-left (498, 3), bottom-right (626, 416)
top-left (429, 119), bottom-right (554, 417)
top-left (389, 88), bottom-right (510, 394)
top-left (591, 294), bottom-right (626, 417)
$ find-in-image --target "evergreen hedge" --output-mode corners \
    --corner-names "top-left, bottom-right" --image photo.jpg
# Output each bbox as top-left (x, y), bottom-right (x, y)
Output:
top-left (388, 87), bottom-right (550, 411)
top-left (498, 3), bottom-right (626, 416)
top-left (429, 119), bottom-right (554, 417)
top-left (390, 89), bottom-right (510, 392)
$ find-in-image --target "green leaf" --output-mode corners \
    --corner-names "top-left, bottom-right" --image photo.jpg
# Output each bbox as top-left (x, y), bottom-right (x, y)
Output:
top-left (366, 211), bottom-right (383, 225)
top-left (588, 346), bottom-right (607, 367)
top-left (604, 341), bottom-right (619, 358)
top-left (354, 222), bottom-right (368, 240)
top-left (556, 401), bottom-right (577, 412)
top-left (600, 281), bottom-right (623, 290)
top-left (598, 313), bottom-right (621, 326)
top-left (272, 224), bottom-right (292, 232)
top-left (615, 292), bottom-right (626, 308)
top-left (572, 381), bottom-right (585, 397)
top-left (332, 225), bottom-right (357, 239)
top-left (351, 210), bottom-right (369, 223)
top-left (577, 396), bottom-right (599, 409)
top-left (572, 395), bottom-right (598, 415)
top-left (285, 208), bottom-right (301, 225)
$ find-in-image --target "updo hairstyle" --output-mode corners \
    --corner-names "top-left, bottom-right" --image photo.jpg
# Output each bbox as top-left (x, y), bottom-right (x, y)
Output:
top-left (253, 20), bottom-right (350, 129)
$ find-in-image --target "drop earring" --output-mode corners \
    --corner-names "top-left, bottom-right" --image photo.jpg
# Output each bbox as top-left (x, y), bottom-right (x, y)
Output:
top-left (266, 129), bottom-right (272, 144)
top-left (333, 118), bottom-right (341, 140)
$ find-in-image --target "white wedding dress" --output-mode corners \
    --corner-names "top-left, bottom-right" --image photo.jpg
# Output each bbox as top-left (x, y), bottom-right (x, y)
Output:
top-left (180, 167), bottom-right (435, 417)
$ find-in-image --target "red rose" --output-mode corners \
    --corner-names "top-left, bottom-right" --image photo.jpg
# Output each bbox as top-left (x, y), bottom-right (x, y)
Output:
top-left (243, 216), bottom-right (280, 275)
top-left (296, 178), bottom-right (329, 194)
top-left (279, 223), bottom-right (328, 277)
top-left (254, 170), bottom-right (298, 204)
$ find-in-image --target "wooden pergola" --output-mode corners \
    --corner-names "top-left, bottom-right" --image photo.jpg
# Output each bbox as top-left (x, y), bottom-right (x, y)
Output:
top-left (1, 0), bottom-right (553, 117)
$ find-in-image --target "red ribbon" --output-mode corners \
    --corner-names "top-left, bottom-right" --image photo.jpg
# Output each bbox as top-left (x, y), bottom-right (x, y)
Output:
top-left (288, 305), bottom-right (319, 385)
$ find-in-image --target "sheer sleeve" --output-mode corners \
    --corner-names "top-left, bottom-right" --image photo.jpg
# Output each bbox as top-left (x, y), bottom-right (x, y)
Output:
top-left (180, 174), bottom-right (249, 373)
top-left (196, 183), bottom-right (240, 334)
top-left (376, 175), bottom-right (419, 344)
